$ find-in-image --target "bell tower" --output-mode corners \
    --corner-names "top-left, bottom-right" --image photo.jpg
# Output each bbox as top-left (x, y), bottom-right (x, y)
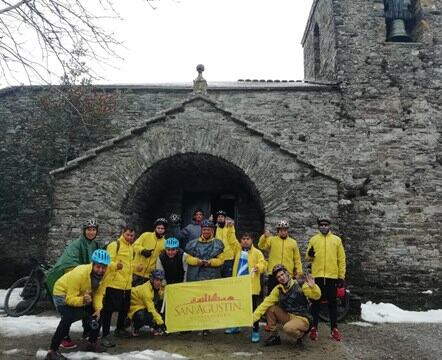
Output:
top-left (302, 0), bottom-right (437, 83)
top-left (301, 0), bottom-right (442, 307)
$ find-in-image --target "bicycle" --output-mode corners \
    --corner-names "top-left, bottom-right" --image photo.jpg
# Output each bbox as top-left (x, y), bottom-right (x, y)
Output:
top-left (3, 257), bottom-right (52, 317)
top-left (318, 286), bottom-right (350, 322)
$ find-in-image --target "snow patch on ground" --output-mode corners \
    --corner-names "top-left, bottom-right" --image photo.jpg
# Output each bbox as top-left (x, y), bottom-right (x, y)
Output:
top-left (0, 315), bottom-right (82, 336)
top-left (36, 349), bottom-right (187, 359)
top-left (2, 349), bottom-right (24, 355)
top-left (348, 321), bottom-right (374, 327)
top-left (362, 302), bottom-right (442, 323)
top-left (231, 352), bottom-right (263, 357)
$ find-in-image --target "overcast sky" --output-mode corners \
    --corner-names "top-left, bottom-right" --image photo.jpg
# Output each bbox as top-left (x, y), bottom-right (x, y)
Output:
top-left (1, 0), bottom-right (314, 87)
top-left (107, 0), bottom-right (314, 84)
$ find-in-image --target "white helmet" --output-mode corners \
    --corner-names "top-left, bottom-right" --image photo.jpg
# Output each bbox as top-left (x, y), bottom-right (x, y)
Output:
top-left (276, 220), bottom-right (289, 229)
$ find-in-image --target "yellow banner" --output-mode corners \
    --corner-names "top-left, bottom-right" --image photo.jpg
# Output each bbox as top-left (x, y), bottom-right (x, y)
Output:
top-left (165, 276), bottom-right (253, 332)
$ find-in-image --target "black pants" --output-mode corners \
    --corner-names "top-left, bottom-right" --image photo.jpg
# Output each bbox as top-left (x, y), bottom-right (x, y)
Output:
top-left (221, 260), bottom-right (234, 278)
top-left (101, 287), bottom-right (131, 337)
top-left (50, 304), bottom-right (98, 351)
top-left (132, 274), bottom-right (148, 287)
top-left (252, 294), bottom-right (260, 331)
top-left (310, 277), bottom-right (338, 329)
top-left (132, 309), bottom-right (155, 331)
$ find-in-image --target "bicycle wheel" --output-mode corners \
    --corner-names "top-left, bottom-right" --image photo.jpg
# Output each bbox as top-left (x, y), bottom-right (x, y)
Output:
top-left (318, 291), bottom-right (350, 322)
top-left (4, 276), bottom-right (41, 317)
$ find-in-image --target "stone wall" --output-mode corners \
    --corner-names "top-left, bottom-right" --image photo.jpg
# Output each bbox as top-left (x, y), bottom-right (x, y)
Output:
top-left (303, 0), bottom-right (338, 80)
top-left (300, 0), bottom-right (442, 307)
top-left (47, 97), bottom-right (339, 263)
top-left (1, 0), bottom-right (440, 309)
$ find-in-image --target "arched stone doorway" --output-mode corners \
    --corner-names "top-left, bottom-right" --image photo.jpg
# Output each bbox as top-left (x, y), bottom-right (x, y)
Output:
top-left (121, 153), bottom-right (265, 241)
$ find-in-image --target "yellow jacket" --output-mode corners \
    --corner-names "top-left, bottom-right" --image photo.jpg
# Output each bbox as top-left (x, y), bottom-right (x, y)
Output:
top-left (258, 234), bottom-right (303, 276)
top-left (133, 232), bottom-right (165, 278)
top-left (104, 235), bottom-right (134, 290)
top-left (306, 232), bottom-right (346, 279)
top-left (127, 281), bottom-right (164, 325)
top-left (53, 263), bottom-right (106, 311)
top-left (229, 236), bottom-right (266, 295)
top-left (252, 278), bottom-right (321, 323)
top-left (215, 225), bottom-right (234, 261)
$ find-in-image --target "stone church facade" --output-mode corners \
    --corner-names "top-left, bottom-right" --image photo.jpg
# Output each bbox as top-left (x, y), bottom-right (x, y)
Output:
top-left (0, 1), bottom-right (440, 308)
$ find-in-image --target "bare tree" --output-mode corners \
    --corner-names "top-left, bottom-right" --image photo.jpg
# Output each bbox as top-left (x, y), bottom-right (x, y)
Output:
top-left (0, 0), bottom-right (153, 86)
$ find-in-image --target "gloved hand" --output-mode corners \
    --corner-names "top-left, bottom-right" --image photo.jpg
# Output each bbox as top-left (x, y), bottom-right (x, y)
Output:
top-left (141, 249), bottom-right (153, 258)
top-left (154, 323), bottom-right (167, 335)
top-left (308, 246), bottom-right (315, 258)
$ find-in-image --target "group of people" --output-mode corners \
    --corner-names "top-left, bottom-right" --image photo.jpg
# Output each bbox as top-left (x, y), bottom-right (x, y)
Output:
top-left (44, 209), bottom-right (346, 360)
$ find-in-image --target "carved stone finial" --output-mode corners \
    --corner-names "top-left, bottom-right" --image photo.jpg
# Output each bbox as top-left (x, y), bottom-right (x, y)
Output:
top-left (193, 64), bottom-right (208, 95)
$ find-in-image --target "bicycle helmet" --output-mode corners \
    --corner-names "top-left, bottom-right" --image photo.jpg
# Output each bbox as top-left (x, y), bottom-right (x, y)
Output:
top-left (151, 269), bottom-right (165, 280)
top-left (165, 237), bottom-right (180, 249)
top-left (200, 219), bottom-right (215, 228)
top-left (317, 215), bottom-right (331, 225)
top-left (276, 220), bottom-right (289, 229)
top-left (215, 210), bottom-right (227, 217)
top-left (83, 219), bottom-right (98, 229)
top-left (91, 249), bottom-right (111, 266)
top-left (272, 264), bottom-right (288, 277)
top-left (153, 218), bottom-right (168, 228)
top-left (169, 213), bottom-right (181, 225)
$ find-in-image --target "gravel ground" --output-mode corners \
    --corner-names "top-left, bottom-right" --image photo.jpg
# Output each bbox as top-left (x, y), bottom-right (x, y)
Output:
top-left (1, 315), bottom-right (441, 360)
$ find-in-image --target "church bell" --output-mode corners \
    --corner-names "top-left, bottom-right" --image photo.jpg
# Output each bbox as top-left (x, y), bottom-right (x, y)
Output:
top-left (388, 19), bottom-right (412, 42)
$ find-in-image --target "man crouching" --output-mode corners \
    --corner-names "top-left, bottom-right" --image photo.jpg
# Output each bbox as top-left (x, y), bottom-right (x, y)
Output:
top-left (45, 249), bottom-right (110, 360)
top-left (252, 264), bottom-right (321, 346)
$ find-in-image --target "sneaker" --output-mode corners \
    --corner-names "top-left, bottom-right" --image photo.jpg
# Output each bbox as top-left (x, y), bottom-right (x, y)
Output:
top-left (264, 334), bottom-right (281, 346)
top-left (330, 327), bottom-right (342, 341)
top-left (132, 328), bottom-right (140, 337)
top-left (60, 338), bottom-right (77, 350)
top-left (309, 326), bottom-right (318, 341)
top-left (100, 335), bottom-right (116, 348)
top-left (45, 351), bottom-right (68, 360)
top-left (250, 330), bottom-right (261, 343)
top-left (224, 327), bottom-right (241, 334)
top-left (114, 328), bottom-right (131, 338)
top-left (83, 341), bottom-right (106, 353)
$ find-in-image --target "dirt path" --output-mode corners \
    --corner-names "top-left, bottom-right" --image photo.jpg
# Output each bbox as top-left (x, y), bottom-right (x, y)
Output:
top-left (1, 318), bottom-right (441, 359)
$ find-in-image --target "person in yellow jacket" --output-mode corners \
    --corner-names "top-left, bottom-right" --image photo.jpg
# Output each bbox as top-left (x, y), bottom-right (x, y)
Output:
top-left (213, 210), bottom-right (235, 277)
top-left (45, 249), bottom-right (110, 360)
top-left (252, 264), bottom-right (321, 347)
top-left (132, 218), bottom-right (167, 286)
top-left (306, 216), bottom-right (346, 342)
top-left (100, 224), bottom-right (140, 348)
top-left (258, 220), bottom-right (303, 294)
top-left (224, 230), bottom-right (266, 343)
top-left (128, 269), bottom-right (166, 337)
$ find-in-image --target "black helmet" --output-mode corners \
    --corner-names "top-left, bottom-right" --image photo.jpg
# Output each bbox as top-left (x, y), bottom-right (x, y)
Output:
top-left (317, 216), bottom-right (331, 225)
top-left (169, 213), bottom-right (181, 225)
top-left (83, 219), bottom-right (98, 229)
top-left (154, 218), bottom-right (168, 228)
top-left (272, 264), bottom-right (288, 277)
top-left (215, 210), bottom-right (227, 217)
top-left (200, 219), bottom-right (215, 228)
